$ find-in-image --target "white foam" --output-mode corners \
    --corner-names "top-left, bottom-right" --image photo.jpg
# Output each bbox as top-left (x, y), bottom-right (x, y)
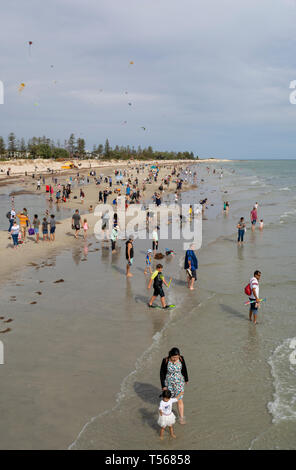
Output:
top-left (267, 338), bottom-right (296, 424)
top-left (68, 290), bottom-right (189, 450)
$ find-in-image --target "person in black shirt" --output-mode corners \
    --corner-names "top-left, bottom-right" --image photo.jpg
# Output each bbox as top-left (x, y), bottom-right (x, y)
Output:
top-left (126, 236), bottom-right (134, 277)
top-left (160, 347), bottom-right (189, 424)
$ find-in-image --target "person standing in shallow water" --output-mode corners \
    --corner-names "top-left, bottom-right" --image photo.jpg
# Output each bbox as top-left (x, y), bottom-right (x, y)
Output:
top-left (250, 206), bottom-right (257, 232)
top-left (237, 217), bottom-right (246, 245)
top-left (126, 236), bottom-right (134, 277)
top-left (160, 347), bottom-right (188, 425)
top-left (249, 270), bottom-right (262, 325)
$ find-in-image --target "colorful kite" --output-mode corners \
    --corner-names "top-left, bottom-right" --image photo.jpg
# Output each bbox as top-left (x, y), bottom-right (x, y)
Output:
top-left (18, 83), bottom-right (25, 93)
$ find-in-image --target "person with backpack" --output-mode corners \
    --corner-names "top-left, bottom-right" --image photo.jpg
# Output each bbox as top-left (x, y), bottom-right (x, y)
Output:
top-left (245, 270), bottom-right (262, 325)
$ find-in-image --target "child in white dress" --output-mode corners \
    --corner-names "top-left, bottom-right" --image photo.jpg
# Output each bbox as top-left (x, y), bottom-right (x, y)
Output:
top-left (158, 389), bottom-right (182, 440)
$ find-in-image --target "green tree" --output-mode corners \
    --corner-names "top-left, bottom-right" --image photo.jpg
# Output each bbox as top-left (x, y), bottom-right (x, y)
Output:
top-left (76, 138), bottom-right (86, 157)
top-left (38, 144), bottom-right (52, 159)
top-left (67, 133), bottom-right (76, 157)
top-left (97, 144), bottom-right (104, 155)
top-left (104, 138), bottom-right (111, 158)
top-left (7, 132), bottom-right (16, 156)
top-left (52, 147), bottom-right (69, 159)
top-left (19, 138), bottom-right (26, 156)
top-left (0, 136), bottom-right (5, 156)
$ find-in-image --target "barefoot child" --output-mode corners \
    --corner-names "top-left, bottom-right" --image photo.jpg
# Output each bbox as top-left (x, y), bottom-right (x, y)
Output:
top-left (148, 264), bottom-right (171, 308)
top-left (83, 218), bottom-right (88, 240)
top-left (42, 217), bottom-right (49, 241)
top-left (158, 389), bottom-right (182, 440)
top-left (144, 249), bottom-right (153, 275)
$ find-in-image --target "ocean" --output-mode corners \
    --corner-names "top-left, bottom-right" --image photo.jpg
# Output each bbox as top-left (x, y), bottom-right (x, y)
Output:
top-left (0, 160), bottom-right (295, 449)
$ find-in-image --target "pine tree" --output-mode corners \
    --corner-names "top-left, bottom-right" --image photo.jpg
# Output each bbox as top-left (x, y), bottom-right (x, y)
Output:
top-left (104, 138), bottom-right (111, 158)
top-left (97, 144), bottom-right (104, 155)
top-left (7, 132), bottom-right (16, 156)
top-left (67, 133), bottom-right (76, 157)
top-left (76, 138), bottom-right (86, 157)
top-left (0, 136), bottom-right (5, 156)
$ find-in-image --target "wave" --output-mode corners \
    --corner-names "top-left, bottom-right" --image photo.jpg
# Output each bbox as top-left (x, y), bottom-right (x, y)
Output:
top-left (68, 289), bottom-right (189, 449)
top-left (267, 338), bottom-right (296, 424)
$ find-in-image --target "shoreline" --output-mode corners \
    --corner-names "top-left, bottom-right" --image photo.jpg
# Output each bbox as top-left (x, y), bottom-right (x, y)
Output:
top-left (0, 162), bottom-right (217, 450)
top-left (0, 158), bottom-right (232, 180)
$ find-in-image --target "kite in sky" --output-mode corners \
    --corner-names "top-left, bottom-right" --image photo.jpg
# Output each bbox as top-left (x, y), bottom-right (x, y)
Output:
top-left (141, 127), bottom-right (146, 131)
top-left (129, 61), bottom-right (134, 65)
top-left (128, 102), bottom-right (132, 106)
top-left (28, 41), bottom-right (33, 56)
top-left (18, 83), bottom-right (25, 93)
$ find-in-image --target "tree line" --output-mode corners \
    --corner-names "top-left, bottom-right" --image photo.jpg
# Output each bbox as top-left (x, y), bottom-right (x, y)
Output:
top-left (0, 133), bottom-right (197, 161)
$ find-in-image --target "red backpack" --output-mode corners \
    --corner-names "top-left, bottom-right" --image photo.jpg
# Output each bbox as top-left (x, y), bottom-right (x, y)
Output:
top-left (244, 283), bottom-right (251, 296)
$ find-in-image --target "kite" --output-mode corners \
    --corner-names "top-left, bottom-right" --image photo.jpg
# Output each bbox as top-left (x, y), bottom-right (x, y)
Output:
top-left (128, 102), bottom-right (132, 106)
top-left (18, 83), bottom-right (25, 93)
top-left (28, 41), bottom-right (33, 56)
top-left (122, 121), bottom-right (127, 125)
top-left (141, 127), bottom-right (146, 131)
top-left (129, 61), bottom-right (134, 65)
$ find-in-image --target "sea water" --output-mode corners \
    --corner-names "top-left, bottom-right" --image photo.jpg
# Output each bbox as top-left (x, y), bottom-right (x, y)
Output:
top-left (0, 161), bottom-right (296, 449)
top-left (70, 160), bottom-right (296, 450)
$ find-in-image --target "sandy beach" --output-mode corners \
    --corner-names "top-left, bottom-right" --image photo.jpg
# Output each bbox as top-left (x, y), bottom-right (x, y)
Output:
top-left (1, 159), bottom-right (296, 450)
top-left (0, 159), bottom-right (202, 282)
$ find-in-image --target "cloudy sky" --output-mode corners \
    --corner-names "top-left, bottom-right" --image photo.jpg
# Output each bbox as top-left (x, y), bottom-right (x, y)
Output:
top-left (1, 0), bottom-right (296, 158)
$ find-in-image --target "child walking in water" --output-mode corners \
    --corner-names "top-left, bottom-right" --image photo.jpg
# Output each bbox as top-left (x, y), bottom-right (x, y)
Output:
top-left (83, 218), bottom-right (88, 240)
top-left (148, 264), bottom-right (171, 308)
top-left (158, 389), bottom-right (182, 440)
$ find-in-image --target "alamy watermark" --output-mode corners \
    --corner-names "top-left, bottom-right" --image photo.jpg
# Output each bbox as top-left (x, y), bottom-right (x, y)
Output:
top-left (0, 341), bottom-right (4, 365)
top-left (93, 199), bottom-right (203, 250)
top-left (0, 80), bottom-right (3, 104)
top-left (289, 80), bottom-right (296, 104)
top-left (289, 338), bottom-right (296, 365)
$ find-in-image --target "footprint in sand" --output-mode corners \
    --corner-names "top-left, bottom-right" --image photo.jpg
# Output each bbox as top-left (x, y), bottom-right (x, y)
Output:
top-left (0, 328), bottom-right (11, 334)
top-left (0, 316), bottom-right (5, 320)
top-left (3, 319), bottom-right (13, 323)
top-left (54, 279), bottom-right (64, 283)
top-left (30, 301), bottom-right (37, 305)
top-left (35, 291), bottom-right (42, 295)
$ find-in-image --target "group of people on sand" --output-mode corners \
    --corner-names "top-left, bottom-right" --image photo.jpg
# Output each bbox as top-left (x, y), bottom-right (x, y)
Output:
top-left (7, 206), bottom-right (56, 248)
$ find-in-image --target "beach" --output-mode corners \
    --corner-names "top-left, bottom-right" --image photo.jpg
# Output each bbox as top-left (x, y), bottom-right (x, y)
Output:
top-left (0, 160), bottom-right (296, 450)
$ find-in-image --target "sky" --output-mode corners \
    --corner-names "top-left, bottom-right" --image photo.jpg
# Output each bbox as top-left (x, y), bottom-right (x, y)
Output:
top-left (1, 0), bottom-right (296, 159)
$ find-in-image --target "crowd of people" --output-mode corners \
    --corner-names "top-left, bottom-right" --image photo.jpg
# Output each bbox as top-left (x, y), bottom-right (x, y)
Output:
top-left (4, 162), bottom-right (265, 440)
